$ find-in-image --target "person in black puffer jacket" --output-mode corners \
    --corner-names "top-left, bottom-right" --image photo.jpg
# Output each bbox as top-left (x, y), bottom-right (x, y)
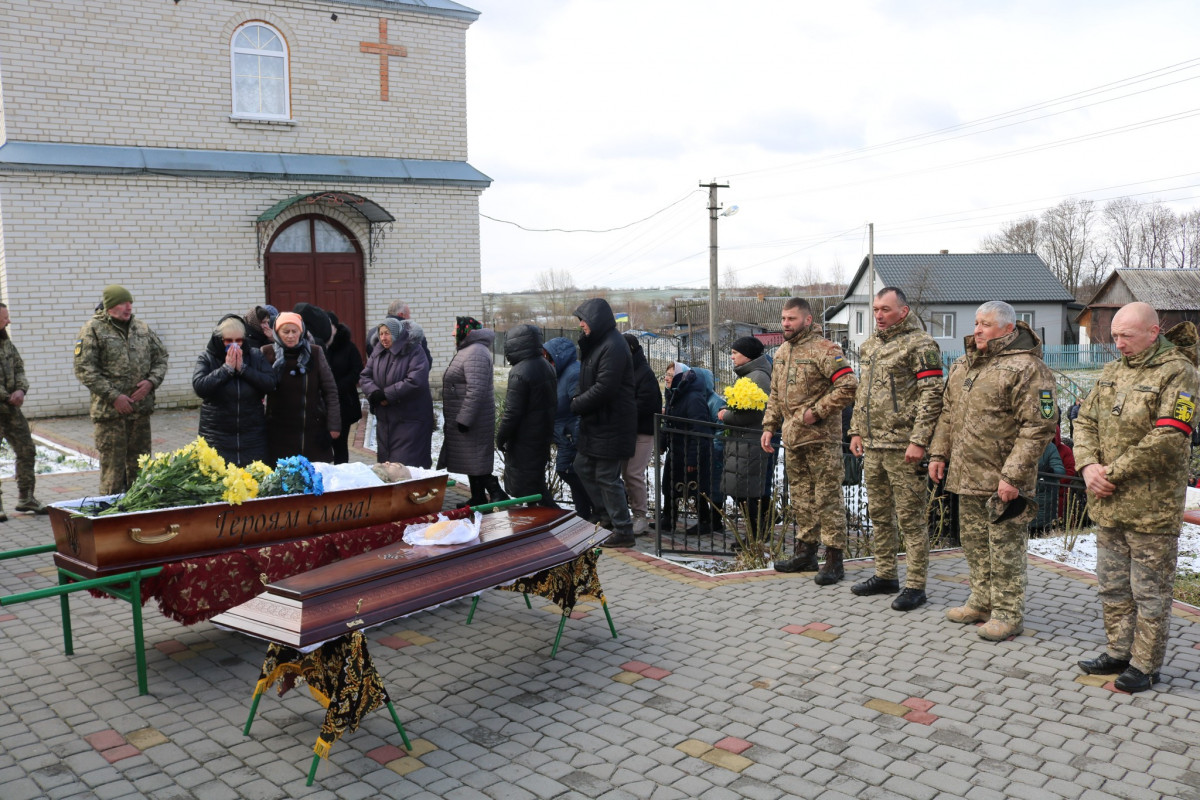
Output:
top-left (621, 333), bottom-right (662, 535)
top-left (324, 311), bottom-right (364, 463)
top-left (192, 314), bottom-right (278, 466)
top-left (571, 298), bottom-right (637, 547)
top-left (496, 324), bottom-right (559, 506)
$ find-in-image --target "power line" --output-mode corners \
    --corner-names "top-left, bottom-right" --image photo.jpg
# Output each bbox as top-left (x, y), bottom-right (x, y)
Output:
top-left (720, 56), bottom-right (1200, 180)
top-left (480, 190), bottom-right (702, 233)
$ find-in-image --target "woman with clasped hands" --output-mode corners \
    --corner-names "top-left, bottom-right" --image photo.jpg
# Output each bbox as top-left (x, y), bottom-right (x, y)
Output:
top-left (192, 315), bottom-right (278, 466)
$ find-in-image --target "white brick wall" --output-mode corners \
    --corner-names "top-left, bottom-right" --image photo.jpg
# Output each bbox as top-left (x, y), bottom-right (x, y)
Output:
top-left (0, 0), bottom-right (471, 161)
top-left (0, 173), bottom-right (483, 418)
top-left (0, 0), bottom-right (488, 418)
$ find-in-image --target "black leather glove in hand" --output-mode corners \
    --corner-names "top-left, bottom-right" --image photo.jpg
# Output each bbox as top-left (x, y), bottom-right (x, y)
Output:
top-left (368, 390), bottom-right (386, 406)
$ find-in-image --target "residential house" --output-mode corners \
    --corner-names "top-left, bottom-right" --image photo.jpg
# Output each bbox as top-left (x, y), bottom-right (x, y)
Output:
top-left (1078, 268), bottom-right (1200, 344)
top-left (825, 253), bottom-right (1077, 352)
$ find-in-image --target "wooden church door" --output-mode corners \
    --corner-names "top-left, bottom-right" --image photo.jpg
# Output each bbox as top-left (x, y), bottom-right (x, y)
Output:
top-left (265, 215), bottom-right (366, 353)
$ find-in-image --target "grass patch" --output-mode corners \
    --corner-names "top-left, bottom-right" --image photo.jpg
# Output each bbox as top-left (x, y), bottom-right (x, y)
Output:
top-left (1175, 570), bottom-right (1200, 606)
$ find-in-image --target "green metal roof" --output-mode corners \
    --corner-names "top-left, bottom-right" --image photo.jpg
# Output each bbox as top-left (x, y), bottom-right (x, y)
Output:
top-left (257, 192), bottom-right (395, 224)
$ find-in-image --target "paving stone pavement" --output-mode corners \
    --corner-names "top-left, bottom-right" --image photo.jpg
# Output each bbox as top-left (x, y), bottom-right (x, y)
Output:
top-left (1, 409), bottom-right (1200, 799)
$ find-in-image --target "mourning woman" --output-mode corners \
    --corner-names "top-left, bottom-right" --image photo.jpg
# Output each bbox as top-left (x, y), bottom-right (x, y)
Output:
top-left (192, 315), bottom-right (277, 466)
top-left (437, 316), bottom-right (507, 506)
top-left (360, 317), bottom-right (434, 467)
top-left (262, 311), bottom-right (341, 463)
top-left (324, 310), bottom-right (364, 464)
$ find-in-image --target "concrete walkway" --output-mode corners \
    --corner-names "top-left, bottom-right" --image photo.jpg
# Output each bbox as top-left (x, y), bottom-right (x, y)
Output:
top-left (0, 409), bottom-right (1199, 799)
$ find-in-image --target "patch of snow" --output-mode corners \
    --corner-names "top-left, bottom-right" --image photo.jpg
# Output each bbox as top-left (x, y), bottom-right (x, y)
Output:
top-left (0, 435), bottom-right (98, 478)
top-left (1027, 523), bottom-right (1200, 576)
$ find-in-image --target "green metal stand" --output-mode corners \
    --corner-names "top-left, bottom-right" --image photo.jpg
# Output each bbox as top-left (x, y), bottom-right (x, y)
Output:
top-left (0, 552), bottom-right (162, 696)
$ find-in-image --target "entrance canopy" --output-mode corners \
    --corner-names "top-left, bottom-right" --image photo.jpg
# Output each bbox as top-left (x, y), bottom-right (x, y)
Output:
top-left (257, 192), bottom-right (395, 266)
top-left (257, 192), bottom-right (395, 225)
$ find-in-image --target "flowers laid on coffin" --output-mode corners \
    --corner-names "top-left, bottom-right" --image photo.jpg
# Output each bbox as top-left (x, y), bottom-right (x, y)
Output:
top-left (256, 455), bottom-right (324, 498)
top-left (723, 376), bottom-right (769, 411)
top-left (100, 438), bottom-right (267, 514)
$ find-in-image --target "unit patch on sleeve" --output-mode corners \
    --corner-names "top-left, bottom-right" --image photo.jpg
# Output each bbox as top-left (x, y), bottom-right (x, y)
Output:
top-left (1174, 391), bottom-right (1195, 424)
top-left (1039, 389), bottom-right (1055, 419)
top-left (922, 349), bottom-right (940, 369)
top-left (74, 339), bottom-right (83, 357)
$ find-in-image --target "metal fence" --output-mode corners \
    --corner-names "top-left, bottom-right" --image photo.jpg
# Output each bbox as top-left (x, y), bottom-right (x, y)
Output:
top-left (938, 344), bottom-right (1118, 373)
top-left (639, 413), bottom-right (1091, 562)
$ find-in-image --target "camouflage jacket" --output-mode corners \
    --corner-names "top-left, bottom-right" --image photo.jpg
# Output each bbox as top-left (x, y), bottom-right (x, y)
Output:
top-left (929, 322), bottom-right (1056, 496)
top-left (1073, 322), bottom-right (1199, 536)
top-left (74, 311), bottom-right (169, 421)
top-left (0, 332), bottom-right (29, 407)
top-left (762, 325), bottom-right (858, 448)
top-left (847, 313), bottom-right (945, 450)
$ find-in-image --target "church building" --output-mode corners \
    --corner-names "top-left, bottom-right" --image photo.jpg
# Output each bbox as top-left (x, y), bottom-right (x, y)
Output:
top-left (0, 0), bottom-right (489, 417)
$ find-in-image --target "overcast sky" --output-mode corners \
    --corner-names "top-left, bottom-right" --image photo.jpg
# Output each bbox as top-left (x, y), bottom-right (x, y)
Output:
top-left (463, 1), bottom-right (1200, 293)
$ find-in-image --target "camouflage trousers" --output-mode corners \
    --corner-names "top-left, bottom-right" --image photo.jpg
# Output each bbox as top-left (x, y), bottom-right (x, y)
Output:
top-left (784, 442), bottom-right (847, 549)
top-left (1096, 527), bottom-right (1179, 674)
top-left (0, 407), bottom-right (37, 497)
top-left (863, 448), bottom-right (931, 588)
top-left (95, 414), bottom-right (152, 495)
top-left (957, 494), bottom-right (1028, 625)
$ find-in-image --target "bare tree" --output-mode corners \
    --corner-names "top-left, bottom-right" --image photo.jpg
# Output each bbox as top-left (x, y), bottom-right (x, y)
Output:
top-left (1171, 209), bottom-right (1200, 269)
top-left (1103, 197), bottom-right (1143, 270)
top-left (900, 262), bottom-right (938, 331)
top-left (781, 264), bottom-right (800, 294)
top-left (981, 216), bottom-right (1041, 254)
top-left (1140, 201), bottom-right (1179, 268)
top-left (722, 265), bottom-right (740, 291)
top-left (1040, 198), bottom-right (1098, 298)
top-left (534, 267), bottom-right (576, 324)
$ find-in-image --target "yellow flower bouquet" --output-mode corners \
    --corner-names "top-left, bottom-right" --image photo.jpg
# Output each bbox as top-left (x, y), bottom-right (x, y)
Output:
top-left (723, 376), bottom-right (769, 411)
top-left (101, 437), bottom-right (268, 514)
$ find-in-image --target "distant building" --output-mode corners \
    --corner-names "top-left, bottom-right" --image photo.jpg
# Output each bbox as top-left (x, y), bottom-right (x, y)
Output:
top-left (825, 253), bottom-right (1076, 350)
top-left (1078, 268), bottom-right (1200, 344)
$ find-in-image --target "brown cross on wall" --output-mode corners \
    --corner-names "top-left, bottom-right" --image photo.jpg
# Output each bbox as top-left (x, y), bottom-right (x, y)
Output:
top-left (360, 18), bottom-right (407, 101)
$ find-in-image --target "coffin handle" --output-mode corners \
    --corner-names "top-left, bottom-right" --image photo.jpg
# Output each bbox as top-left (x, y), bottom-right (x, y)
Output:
top-left (409, 488), bottom-right (440, 504)
top-left (130, 524), bottom-right (181, 545)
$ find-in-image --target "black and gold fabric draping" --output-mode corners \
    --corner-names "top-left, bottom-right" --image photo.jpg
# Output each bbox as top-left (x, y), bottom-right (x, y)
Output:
top-left (254, 631), bottom-right (388, 758)
top-left (499, 547), bottom-right (604, 615)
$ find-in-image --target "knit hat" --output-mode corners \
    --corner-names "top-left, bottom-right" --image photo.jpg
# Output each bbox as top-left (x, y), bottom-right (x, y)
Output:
top-left (102, 285), bottom-right (133, 310)
top-left (730, 336), bottom-right (765, 360)
top-left (455, 316), bottom-right (482, 346)
top-left (261, 304), bottom-right (279, 324)
top-left (380, 317), bottom-right (403, 342)
top-left (274, 311), bottom-right (304, 332)
top-left (294, 302), bottom-right (333, 346)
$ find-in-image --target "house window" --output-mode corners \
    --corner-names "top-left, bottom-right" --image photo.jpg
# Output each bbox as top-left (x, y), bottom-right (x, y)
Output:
top-left (231, 22), bottom-right (289, 119)
top-left (929, 312), bottom-right (955, 338)
top-left (855, 311), bottom-right (864, 335)
top-left (1017, 311), bottom-right (1034, 327)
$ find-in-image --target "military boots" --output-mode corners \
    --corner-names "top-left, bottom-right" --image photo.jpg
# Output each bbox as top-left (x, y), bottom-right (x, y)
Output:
top-left (814, 547), bottom-right (844, 585)
top-left (774, 540), bottom-right (819, 573)
top-left (15, 494), bottom-right (48, 515)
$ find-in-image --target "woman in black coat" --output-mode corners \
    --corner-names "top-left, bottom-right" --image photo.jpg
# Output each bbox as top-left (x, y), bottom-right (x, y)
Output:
top-left (324, 311), bottom-right (364, 464)
top-left (496, 324), bottom-right (558, 506)
top-left (660, 364), bottom-right (714, 534)
top-left (192, 314), bottom-right (278, 466)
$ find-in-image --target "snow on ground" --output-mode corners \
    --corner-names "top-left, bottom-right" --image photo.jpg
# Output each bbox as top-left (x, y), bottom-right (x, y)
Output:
top-left (0, 435), bottom-right (98, 479)
top-left (1027, 487), bottom-right (1200, 576)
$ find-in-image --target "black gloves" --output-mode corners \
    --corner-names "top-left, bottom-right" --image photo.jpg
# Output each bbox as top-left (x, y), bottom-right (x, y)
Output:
top-left (368, 390), bottom-right (386, 406)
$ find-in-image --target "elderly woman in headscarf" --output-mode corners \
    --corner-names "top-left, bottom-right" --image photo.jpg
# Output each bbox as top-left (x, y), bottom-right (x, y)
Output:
top-left (192, 315), bottom-right (278, 466)
top-left (360, 317), bottom-right (434, 467)
top-left (261, 311), bottom-right (341, 463)
top-left (437, 316), bottom-right (507, 506)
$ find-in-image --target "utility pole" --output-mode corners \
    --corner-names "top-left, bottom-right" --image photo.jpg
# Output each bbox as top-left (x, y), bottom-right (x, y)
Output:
top-left (702, 180), bottom-right (729, 372)
top-left (867, 222), bottom-right (875, 336)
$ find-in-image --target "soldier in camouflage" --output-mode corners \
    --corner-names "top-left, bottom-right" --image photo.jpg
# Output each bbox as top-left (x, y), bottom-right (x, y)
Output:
top-left (761, 297), bottom-right (858, 585)
top-left (928, 301), bottom-right (1056, 641)
top-left (74, 285), bottom-right (169, 495)
top-left (848, 287), bottom-right (944, 611)
top-left (0, 304), bottom-right (50, 519)
top-left (1074, 302), bottom-right (1199, 693)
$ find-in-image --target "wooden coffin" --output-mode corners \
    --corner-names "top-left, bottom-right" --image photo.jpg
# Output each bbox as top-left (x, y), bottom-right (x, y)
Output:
top-left (210, 507), bottom-right (603, 647)
top-left (49, 474), bottom-right (448, 579)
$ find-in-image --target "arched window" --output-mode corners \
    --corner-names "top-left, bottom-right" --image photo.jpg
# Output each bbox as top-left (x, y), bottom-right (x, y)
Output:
top-left (231, 22), bottom-right (289, 119)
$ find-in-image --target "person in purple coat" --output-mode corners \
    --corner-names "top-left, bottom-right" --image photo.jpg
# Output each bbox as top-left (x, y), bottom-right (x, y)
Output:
top-left (360, 318), bottom-right (434, 467)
